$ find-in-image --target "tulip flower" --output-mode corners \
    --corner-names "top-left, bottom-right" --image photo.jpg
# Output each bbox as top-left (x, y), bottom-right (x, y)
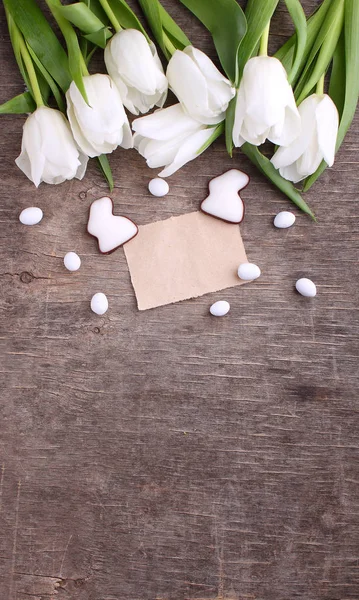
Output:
top-left (232, 56), bottom-right (301, 148)
top-left (66, 73), bottom-right (132, 157)
top-left (166, 46), bottom-right (235, 125)
top-left (15, 106), bottom-right (88, 187)
top-left (104, 29), bottom-right (168, 115)
top-left (271, 94), bottom-right (339, 183)
top-left (132, 103), bottom-right (217, 177)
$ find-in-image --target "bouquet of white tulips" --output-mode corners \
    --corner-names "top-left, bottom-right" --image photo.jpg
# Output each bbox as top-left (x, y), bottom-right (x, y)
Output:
top-left (1, 0), bottom-right (359, 218)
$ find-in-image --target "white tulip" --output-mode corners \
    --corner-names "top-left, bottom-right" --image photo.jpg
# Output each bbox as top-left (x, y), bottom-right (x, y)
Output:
top-left (66, 73), bottom-right (132, 157)
top-left (271, 93), bottom-right (339, 183)
top-left (232, 56), bottom-right (301, 148)
top-left (166, 46), bottom-right (235, 125)
top-left (132, 103), bottom-right (216, 177)
top-left (104, 29), bottom-right (168, 115)
top-left (15, 106), bottom-right (88, 187)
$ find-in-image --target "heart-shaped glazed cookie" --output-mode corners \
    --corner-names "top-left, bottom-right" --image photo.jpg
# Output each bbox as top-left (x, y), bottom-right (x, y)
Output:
top-left (87, 196), bottom-right (138, 254)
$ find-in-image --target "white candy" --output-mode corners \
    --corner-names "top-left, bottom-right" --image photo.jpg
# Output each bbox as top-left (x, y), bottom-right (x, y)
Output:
top-left (210, 300), bottom-right (230, 317)
top-left (201, 169), bottom-right (249, 223)
top-left (274, 211), bottom-right (296, 228)
top-left (91, 292), bottom-right (108, 315)
top-left (295, 278), bottom-right (317, 298)
top-left (64, 252), bottom-right (81, 272)
top-left (148, 178), bottom-right (169, 197)
top-left (87, 197), bottom-right (138, 254)
top-left (19, 207), bottom-right (43, 225)
top-left (237, 262), bottom-right (261, 281)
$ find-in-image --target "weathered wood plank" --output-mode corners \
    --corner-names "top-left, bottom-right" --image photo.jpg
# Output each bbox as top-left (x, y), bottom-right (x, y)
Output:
top-left (0, 1), bottom-right (358, 599)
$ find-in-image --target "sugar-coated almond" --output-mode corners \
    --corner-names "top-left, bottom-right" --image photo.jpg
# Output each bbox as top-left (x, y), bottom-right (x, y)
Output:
top-left (19, 207), bottom-right (43, 225)
top-left (91, 292), bottom-right (108, 315)
top-left (210, 300), bottom-right (230, 317)
top-left (295, 278), bottom-right (317, 297)
top-left (237, 263), bottom-right (261, 281)
top-left (148, 178), bottom-right (169, 197)
top-left (274, 211), bottom-right (296, 228)
top-left (64, 252), bottom-right (81, 272)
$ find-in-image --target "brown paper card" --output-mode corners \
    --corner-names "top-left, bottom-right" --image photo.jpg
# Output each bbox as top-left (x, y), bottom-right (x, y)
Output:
top-left (124, 211), bottom-right (249, 310)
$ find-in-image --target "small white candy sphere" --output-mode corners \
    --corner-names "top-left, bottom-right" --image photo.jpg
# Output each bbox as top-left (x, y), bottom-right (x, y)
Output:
top-left (91, 292), bottom-right (108, 315)
top-left (210, 300), bottom-right (230, 317)
top-left (148, 177), bottom-right (169, 197)
top-left (64, 252), bottom-right (81, 272)
top-left (19, 207), bottom-right (43, 225)
top-left (295, 278), bottom-right (317, 298)
top-left (274, 211), bottom-right (296, 228)
top-left (238, 263), bottom-right (261, 281)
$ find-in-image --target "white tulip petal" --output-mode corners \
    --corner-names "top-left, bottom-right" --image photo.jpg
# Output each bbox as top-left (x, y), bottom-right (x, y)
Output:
top-left (316, 94), bottom-right (339, 167)
top-left (132, 104), bottom-right (200, 141)
top-left (233, 56), bottom-right (300, 148)
top-left (279, 162), bottom-right (306, 183)
top-left (145, 138), bottom-right (183, 169)
top-left (167, 50), bottom-right (211, 119)
top-left (243, 57), bottom-right (287, 128)
top-left (66, 74), bottom-right (130, 157)
top-left (159, 127), bottom-right (215, 178)
top-left (167, 46), bottom-right (233, 124)
top-left (185, 46), bottom-right (230, 84)
top-left (296, 144), bottom-right (323, 179)
top-left (105, 31), bottom-right (167, 115)
top-left (186, 46), bottom-right (235, 115)
top-left (268, 101), bottom-right (301, 146)
top-left (16, 106), bottom-right (88, 186)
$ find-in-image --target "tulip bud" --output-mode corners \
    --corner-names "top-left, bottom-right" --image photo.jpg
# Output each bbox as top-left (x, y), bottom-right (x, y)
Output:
top-left (132, 103), bottom-right (216, 177)
top-left (271, 93), bottom-right (339, 183)
top-left (15, 106), bottom-right (88, 187)
top-left (166, 46), bottom-right (235, 125)
top-left (66, 73), bottom-right (132, 158)
top-left (104, 29), bottom-right (168, 115)
top-left (232, 56), bottom-right (301, 148)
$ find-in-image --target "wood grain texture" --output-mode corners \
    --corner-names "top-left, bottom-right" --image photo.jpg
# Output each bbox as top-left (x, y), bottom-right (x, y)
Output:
top-left (0, 1), bottom-right (358, 599)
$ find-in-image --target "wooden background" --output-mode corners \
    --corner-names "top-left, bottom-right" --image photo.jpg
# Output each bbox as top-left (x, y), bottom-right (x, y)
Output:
top-left (1, 1), bottom-right (359, 599)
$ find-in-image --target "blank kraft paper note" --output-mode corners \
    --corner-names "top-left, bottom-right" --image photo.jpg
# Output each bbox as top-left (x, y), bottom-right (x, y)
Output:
top-left (124, 211), bottom-right (249, 310)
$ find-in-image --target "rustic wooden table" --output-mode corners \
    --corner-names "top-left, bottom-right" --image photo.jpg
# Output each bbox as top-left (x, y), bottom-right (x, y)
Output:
top-left (1, 1), bottom-right (358, 599)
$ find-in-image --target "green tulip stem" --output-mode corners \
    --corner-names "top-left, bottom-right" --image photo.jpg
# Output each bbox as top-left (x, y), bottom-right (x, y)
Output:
top-left (18, 32), bottom-right (44, 107)
top-left (259, 21), bottom-right (270, 57)
top-left (316, 73), bottom-right (325, 95)
top-left (99, 0), bottom-right (122, 33)
top-left (163, 31), bottom-right (177, 56)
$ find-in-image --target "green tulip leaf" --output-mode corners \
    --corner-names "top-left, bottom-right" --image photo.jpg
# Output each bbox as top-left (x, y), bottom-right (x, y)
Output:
top-left (44, 0), bottom-right (89, 103)
top-left (137, 0), bottom-right (167, 57)
top-left (225, 96), bottom-right (237, 157)
top-left (109, 0), bottom-right (149, 38)
top-left (97, 154), bottom-right (114, 192)
top-left (283, 0), bottom-right (307, 84)
top-left (179, 0), bottom-right (247, 84)
top-left (242, 144), bottom-right (315, 218)
top-left (304, 0), bottom-right (359, 191)
top-left (84, 28), bottom-right (112, 48)
top-left (3, 0), bottom-right (71, 93)
top-left (0, 91), bottom-right (36, 114)
top-left (295, 0), bottom-right (345, 103)
top-left (276, 0), bottom-right (333, 81)
top-left (58, 3), bottom-right (106, 33)
top-left (80, 0), bottom-right (109, 24)
top-left (328, 32), bottom-right (346, 117)
top-left (26, 43), bottom-right (65, 111)
top-left (237, 0), bottom-right (279, 76)
top-left (197, 123), bottom-right (225, 154)
top-left (158, 4), bottom-right (191, 51)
